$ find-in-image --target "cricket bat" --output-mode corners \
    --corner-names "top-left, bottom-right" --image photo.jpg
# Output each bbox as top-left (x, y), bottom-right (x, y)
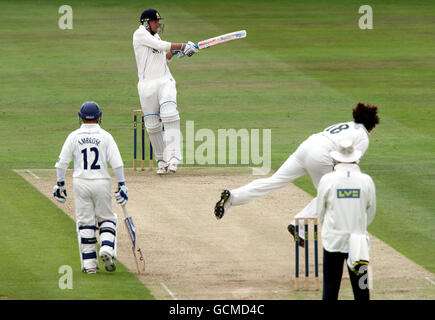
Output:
top-left (173, 30), bottom-right (247, 56)
top-left (195, 30), bottom-right (247, 50)
top-left (122, 205), bottom-right (145, 274)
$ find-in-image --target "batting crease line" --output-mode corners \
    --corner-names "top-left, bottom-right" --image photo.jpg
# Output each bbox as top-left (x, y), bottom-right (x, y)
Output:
top-left (160, 282), bottom-right (177, 300)
top-left (425, 277), bottom-right (435, 285)
top-left (25, 169), bottom-right (40, 179)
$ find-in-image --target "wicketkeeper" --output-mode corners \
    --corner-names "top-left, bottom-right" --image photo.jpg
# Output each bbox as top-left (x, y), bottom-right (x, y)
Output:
top-left (133, 8), bottom-right (198, 174)
top-left (53, 102), bottom-right (129, 274)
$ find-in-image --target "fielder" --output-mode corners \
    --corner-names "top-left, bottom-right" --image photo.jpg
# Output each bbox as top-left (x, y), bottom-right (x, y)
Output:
top-left (214, 103), bottom-right (379, 245)
top-left (133, 8), bottom-right (198, 174)
top-left (53, 102), bottom-right (128, 274)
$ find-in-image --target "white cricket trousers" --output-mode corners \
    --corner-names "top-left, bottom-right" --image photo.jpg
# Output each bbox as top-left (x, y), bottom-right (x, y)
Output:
top-left (230, 134), bottom-right (335, 220)
top-left (73, 178), bottom-right (117, 271)
top-left (137, 76), bottom-right (182, 163)
top-left (137, 76), bottom-right (177, 115)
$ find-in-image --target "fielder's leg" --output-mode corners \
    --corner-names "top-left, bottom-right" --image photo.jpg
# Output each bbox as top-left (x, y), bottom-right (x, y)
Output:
top-left (214, 154), bottom-right (305, 219)
top-left (230, 153), bottom-right (306, 206)
top-left (289, 198), bottom-right (317, 247)
top-left (289, 142), bottom-right (334, 242)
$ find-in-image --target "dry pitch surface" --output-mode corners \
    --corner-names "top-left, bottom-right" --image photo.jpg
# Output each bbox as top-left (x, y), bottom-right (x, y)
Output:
top-left (18, 168), bottom-right (435, 300)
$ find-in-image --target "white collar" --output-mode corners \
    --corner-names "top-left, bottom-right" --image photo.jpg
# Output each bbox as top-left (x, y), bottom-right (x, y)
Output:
top-left (334, 163), bottom-right (361, 172)
top-left (80, 123), bottom-right (100, 129)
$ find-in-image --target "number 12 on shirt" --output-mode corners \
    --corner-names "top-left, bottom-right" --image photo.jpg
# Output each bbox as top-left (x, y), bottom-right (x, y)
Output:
top-left (81, 147), bottom-right (101, 170)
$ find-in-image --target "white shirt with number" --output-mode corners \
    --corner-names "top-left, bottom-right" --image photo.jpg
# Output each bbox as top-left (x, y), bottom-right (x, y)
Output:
top-left (55, 123), bottom-right (123, 179)
top-left (316, 163), bottom-right (376, 253)
top-left (231, 121), bottom-right (371, 207)
top-left (133, 25), bottom-right (172, 80)
top-left (319, 121), bottom-right (369, 160)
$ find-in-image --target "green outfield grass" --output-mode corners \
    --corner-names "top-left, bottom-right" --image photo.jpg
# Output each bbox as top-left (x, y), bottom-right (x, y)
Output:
top-left (0, 169), bottom-right (153, 299)
top-left (0, 0), bottom-right (434, 299)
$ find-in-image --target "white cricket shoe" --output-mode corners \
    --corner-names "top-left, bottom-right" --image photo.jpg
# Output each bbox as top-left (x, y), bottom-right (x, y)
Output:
top-left (84, 268), bottom-right (97, 274)
top-left (168, 163), bottom-right (177, 173)
top-left (156, 160), bottom-right (168, 175)
top-left (168, 158), bottom-right (179, 173)
top-left (100, 251), bottom-right (116, 272)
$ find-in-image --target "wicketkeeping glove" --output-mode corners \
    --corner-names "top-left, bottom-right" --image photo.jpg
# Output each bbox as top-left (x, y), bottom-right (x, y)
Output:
top-left (181, 41), bottom-right (198, 57)
top-left (114, 182), bottom-right (128, 206)
top-left (53, 181), bottom-right (67, 203)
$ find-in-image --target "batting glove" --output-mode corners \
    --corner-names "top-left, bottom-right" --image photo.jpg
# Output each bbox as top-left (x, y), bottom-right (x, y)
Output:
top-left (53, 181), bottom-right (67, 203)
top-left (114, 182), bottom-right (128, 206)
top-left (181, 41), bottom-right (198, 57)
top-left (173, 50), bottom-right (185, 58)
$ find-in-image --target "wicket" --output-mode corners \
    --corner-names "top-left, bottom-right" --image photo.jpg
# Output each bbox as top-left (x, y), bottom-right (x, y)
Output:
top-left (133, 110), bottom-right (153, 171)
top-left (294, 217), bottom-right (319, 291)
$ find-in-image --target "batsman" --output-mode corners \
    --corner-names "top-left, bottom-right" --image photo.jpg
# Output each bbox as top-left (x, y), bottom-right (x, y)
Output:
top-left (53, 102), bottom-right (129, 274)
top-left (133, 8), bottom-right (198, 174)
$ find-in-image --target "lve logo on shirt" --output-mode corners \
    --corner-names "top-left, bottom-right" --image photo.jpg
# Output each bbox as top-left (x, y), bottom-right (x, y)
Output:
top-left (337, 189), bottom-right (360, 198)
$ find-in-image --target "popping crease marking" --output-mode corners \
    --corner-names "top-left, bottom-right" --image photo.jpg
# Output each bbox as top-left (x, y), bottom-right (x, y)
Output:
top-left (161, 282), bottom-right (177, 300)
top-left (26, 169), bottom-right (40, 179)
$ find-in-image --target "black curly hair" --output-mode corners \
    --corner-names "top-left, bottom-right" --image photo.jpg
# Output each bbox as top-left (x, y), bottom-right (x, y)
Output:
top-left (353, 102), bottom-right (380, 131)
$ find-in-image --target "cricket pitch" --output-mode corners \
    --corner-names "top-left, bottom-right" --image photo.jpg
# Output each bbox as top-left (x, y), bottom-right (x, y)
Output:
top-left (17, 168), bottom-right (435, 300)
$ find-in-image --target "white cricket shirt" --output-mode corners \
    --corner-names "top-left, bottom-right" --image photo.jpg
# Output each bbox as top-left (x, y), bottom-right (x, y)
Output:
top-left (55, 124), bottom-right (123, 180)
top-left (133, 25), bottom-right (172, 80)
top-left (319, 121), bottom-right (370, 159)
top-left (316, 163), bottom-right (376, 253)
